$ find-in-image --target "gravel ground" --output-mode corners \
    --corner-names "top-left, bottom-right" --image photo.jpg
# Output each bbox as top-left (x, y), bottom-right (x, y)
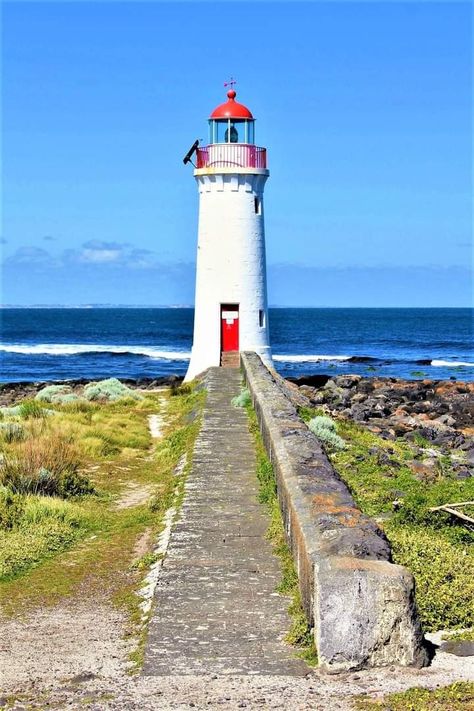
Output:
top-left (1, 597), bottom-right (473, 710)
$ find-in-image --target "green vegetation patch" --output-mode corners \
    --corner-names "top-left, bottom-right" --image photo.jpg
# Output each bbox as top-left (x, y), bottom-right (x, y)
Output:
top-left (231, 387), bottom-right (251, 408)
top-left (320, 414), bottom-right (474, 632)
top-left (0, 379), bottom-right (205, 676)
top-left (307, 415), bottom-right (346, 451)
top-left (245, 403), bottom-right (317, 665)
top-left (35, 384), bottom-right (78, 404)
top-left (355, 681), bottom-right (474, 711)
top-left (84, 378), bottom-right (143, 402)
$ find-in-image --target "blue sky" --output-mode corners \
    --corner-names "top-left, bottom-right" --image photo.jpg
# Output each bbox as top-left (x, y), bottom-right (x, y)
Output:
top-left (2, 1), bottom-right (472, 306)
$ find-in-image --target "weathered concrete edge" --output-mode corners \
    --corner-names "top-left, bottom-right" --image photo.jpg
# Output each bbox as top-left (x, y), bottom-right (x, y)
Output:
top-left (241, 352), bottom-right (428, 672)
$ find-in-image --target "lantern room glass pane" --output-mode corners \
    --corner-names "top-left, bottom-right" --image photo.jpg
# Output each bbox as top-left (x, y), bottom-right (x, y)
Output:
top-left (216, 121), bottom-right (227, 143)
top-left (208, 120), bottom-right (217, 144)
top-left (246, 121), bottom-right (255, 144)
top-left (226, 121), bottom-right (240, 143)
top-left (209, 119), bottom-right (255, 144)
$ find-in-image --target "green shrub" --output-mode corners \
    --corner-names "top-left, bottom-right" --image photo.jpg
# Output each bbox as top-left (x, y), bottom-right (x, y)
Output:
top-left (35, 384), bottom-right (74, 403)
top-left (309, 415), bottom-right (336, 431)
top-left (170, 381), bottom-right (192, 397)
top-left (58, 471), bottom-right (95, 498)
top-left (0, 487), bottom-right (24, 529)
top-left (53, 393), bottom-right (81, 404)
top-left (388, 525), bottom-right (474, 631)
top-left (0, 519), bottom-right (82, 579)
top-left (308, 416), bottom-right (346, 451)
top-left (0, 422), bottom-right (26, 443)
top-left (231, 388), bottom-right (251, 408)
top-left (0, 434), bottom-right (91, 497)
top-left (20, 495), bottom-right (88, 527)
top-left (61, 399), bottom-right (96, 413)
top-left (18, 400), bottom-right (48, 419)
top-left (84, 378), bottom-right (143, 402)
top-left (0, 405), bottom-right (21, 418)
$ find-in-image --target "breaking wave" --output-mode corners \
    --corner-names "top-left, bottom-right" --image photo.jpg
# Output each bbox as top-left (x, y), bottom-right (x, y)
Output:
top-left (431, 359), bottom-right (474, 368)
top-left (1, 345), bottom-right (473, 368)
top-left (273, 354), bottom-right (350, 363)
top-left (0, 344), bottom-right (192, 360)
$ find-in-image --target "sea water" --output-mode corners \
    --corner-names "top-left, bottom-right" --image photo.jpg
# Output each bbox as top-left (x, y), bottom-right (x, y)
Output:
top-left (0, 307), bottom-right (472, 382)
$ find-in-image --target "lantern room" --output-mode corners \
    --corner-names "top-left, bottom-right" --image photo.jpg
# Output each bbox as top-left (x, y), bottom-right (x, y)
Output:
top-left (196, 88), bottom-right (267, 170)
top-left (209, 90), bottom-right (255, 145)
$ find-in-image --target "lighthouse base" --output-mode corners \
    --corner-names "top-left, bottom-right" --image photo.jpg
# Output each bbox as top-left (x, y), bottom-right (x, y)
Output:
top-left (184, 346), bottom-right (273, 383)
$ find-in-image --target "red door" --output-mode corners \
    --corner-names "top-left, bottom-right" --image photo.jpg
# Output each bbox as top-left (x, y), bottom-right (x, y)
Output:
top-left (221, 305), bottom-right (239, 352)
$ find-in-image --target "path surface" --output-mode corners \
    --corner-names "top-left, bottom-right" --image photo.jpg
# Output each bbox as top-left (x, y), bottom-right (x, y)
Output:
top-left (143, 367), bottom-right (307, 676)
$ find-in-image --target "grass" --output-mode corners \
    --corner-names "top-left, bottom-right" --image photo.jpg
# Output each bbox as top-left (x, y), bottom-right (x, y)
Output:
top-left (245, 402), bottom-right (317, 666)
top-left (0, 376), bottom-right (205, 653)
top-left (442, 627), bottom-right (474, 641)
top-left (355, 681), bottom-right (474, 710)
top-left (298, 406), bottom-right (474, 633)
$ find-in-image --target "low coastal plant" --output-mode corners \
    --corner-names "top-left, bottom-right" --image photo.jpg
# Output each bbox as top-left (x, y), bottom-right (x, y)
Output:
top-left (0, 487), bottom-right (24, 529)
top-left (0, 518), bottom-right (86, 580)
top-left (355, 681), bottom-right (474, 710)
top-left (308, 415), bottom-right (346, 451)
top-left (84, 378), bottom-right (143, 402)
top-left (35, 385), bottom-right (72, 402)
top-left (388, 525), bottom-right (474, 631)
top-left (0, 405), bottom-right (22, 418)
top-left (18, 400), bottom-right (48, 419)
top-left (20, 495), bottom-right (88, 527)
top-left (0, 422), bottom-right (26, 443)
top-left (231, 388), bottom-right (251, 408)
top-left (0, 434), bottom-right (93, 497)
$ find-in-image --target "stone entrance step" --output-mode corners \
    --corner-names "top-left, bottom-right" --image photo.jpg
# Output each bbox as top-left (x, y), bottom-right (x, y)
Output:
top-left (143, 368), bottom-right (307, 676)
top-left (220, 350), bottom-right (240, 368)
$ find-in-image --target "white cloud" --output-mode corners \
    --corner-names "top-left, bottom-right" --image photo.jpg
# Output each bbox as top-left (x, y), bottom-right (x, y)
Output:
top-left (79, 248), bottom-right (123, 263)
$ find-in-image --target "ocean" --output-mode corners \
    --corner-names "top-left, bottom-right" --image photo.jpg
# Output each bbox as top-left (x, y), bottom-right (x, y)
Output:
top-left (0, 308), bottom-right (473, 383)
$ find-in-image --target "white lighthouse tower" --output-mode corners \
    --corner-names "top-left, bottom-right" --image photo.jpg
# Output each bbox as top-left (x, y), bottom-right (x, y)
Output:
top-left (184, 86), bottom-right (272, 382)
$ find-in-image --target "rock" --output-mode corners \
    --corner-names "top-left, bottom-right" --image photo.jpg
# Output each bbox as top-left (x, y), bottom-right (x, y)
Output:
top-left (440, 641), bottom-right (474, 657)
top-left (376, 452), bottom-right (401, 468)
top-left (455, 469), bottom-right (473, 479)
top-left (408, 460), bottom-right (437, 482)
top-left (299, 385), bottom-right (316, 399)
top-left (290, 374), bottom-right (332, 388)
top-left (316, 558), bottom-right (428, 672)
top-left (350, 404), bottom-right (372, 422)
top-left (334, 375), bottom-right (362, 389)
top-left (410, 401), bottom-right (434, 414)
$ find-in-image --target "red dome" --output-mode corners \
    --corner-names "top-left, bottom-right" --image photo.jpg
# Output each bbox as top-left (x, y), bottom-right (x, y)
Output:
top-left (209, 90), bottom-right (254, 119)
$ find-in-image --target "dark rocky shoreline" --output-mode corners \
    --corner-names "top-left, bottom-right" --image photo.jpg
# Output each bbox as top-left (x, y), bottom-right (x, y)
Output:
top-left (2, 371), bottom-right (473, 469)
top-left (0, 375), bottom-right (184, 407)
top-left (288, 374), bottom-right (474, 478)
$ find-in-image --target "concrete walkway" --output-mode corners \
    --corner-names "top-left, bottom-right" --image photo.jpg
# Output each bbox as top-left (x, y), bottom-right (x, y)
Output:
top-left (143, 368), bottom-right (307, 676)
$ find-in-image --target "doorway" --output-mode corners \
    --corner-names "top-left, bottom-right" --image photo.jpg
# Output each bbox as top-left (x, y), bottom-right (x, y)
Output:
top-left (220, 304), bottom-right (239, 353)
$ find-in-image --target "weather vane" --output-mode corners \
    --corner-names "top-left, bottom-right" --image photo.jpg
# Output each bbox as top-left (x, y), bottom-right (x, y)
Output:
top-left (224, 77), bottom-right (237, 90)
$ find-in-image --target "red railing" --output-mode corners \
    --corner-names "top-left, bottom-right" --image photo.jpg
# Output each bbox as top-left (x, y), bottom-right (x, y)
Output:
top-left (196, 144), bottom-right (267, 170)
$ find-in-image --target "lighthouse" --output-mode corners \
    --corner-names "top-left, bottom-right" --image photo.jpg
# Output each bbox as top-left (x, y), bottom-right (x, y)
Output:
top-left (184, 86), bottom-right (272, 382)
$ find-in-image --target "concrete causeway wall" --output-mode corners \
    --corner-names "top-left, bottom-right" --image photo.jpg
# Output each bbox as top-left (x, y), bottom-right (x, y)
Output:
top-left (241, 352), bottom-right (428, 672)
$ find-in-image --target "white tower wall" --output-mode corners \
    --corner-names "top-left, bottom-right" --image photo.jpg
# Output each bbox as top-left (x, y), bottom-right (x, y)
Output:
top-left (185, 167), bottom-right (272, 381)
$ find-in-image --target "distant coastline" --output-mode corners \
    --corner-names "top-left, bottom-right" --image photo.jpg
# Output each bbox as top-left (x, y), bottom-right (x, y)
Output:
top-left (1, 305), bottom-right (472, 310)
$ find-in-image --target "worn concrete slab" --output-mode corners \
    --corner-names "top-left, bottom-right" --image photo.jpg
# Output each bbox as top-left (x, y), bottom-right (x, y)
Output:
top-left (143, 367), bottom-right (307, 676)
